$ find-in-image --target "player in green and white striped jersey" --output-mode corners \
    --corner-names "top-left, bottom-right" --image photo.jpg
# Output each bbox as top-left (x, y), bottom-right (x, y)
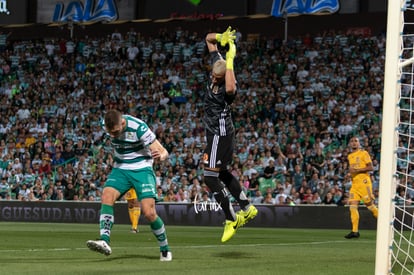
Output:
top-left (87, 109), bottom-right (172, 261)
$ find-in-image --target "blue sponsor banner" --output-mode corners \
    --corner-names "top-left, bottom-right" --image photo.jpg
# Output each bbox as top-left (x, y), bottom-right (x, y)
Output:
top-left (271, 0), bottom-right (339, 17)
top-left (53, 0), bottom-right (118, 23)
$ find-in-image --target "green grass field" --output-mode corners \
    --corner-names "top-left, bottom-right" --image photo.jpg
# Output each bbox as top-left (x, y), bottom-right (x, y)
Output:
top-left (0, 222), bottom-right (377, 275)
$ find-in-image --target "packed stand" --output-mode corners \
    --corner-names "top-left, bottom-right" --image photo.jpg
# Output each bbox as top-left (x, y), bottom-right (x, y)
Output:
top-left (0, 26), bottom-right (391, 205)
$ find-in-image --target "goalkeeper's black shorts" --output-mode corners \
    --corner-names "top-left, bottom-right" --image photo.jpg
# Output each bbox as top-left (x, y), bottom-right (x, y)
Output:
top-left (202, 132), bottom-right (234, 170)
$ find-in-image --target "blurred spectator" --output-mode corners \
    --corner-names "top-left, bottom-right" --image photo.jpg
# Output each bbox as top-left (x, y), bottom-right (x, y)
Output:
top-left (262, 192), bottom-right (275, 205)
top-left (258, 166), bottom-right (276, 195)
top-left (39, 157), bottom-right (52, 176)
top-left (274, 187), bottom-right (287, 205)
top-left (322, 192), bottom-right (335, 204)
top-left (251, 190), bottom-right (264, 204)
top-left (0, 177), bottom-right (10, 198)
top-left (17, 183), bottom-right (30, 201)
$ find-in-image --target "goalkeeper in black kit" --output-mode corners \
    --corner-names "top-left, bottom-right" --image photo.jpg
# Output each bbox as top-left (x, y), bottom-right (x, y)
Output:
top-left (203, 26), bottom-right (258, 242)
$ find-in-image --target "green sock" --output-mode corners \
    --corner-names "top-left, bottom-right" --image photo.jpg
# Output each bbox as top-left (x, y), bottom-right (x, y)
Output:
top-left (150, 216), bottom-right (170, 251)
top-left (99, 204), bottom-right (114, 244)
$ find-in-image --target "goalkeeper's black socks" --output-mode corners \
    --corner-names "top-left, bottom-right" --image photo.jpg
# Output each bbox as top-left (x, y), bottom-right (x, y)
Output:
top-left (219, 170), bottom-right (250, 210)
top-left (204, 175), bottom-right (236, 221)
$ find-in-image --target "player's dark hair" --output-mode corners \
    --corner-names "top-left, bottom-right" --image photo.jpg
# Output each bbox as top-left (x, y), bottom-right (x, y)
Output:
top-left (104, 109), bottom-right (122, 130)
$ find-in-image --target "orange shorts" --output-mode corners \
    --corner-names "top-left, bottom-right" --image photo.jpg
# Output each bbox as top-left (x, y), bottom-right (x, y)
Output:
top-left (124, 188), bottom-right (137, 201)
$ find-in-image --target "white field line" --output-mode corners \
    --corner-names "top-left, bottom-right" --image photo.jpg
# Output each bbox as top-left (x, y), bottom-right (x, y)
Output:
top-left (0, 240), bottom-right (374, 254)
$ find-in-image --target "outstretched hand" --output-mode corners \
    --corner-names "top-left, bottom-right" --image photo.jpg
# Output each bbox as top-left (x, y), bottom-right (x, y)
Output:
top-left (219, 26), bottom-right (236, 47)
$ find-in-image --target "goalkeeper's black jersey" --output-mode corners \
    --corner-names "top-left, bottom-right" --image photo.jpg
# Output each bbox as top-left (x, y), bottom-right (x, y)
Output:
top-left (203, 51), bottom-right (237, 136)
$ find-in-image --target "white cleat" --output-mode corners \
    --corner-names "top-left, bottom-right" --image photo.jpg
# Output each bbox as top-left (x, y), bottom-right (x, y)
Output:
top-left (86, 240), bottom-right (112, 256)
top-left (160, 251), bottom-right (172, 261)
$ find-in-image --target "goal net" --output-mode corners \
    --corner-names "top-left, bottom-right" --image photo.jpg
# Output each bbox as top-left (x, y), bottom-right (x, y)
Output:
top-left (376, 1), bottom-right (414, 274)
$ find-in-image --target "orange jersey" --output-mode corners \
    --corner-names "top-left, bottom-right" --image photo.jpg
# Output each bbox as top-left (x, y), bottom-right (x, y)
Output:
top-left (348, 149), bottom-right (372, 185)
top-left (348, 149), bottom-right (373, 202)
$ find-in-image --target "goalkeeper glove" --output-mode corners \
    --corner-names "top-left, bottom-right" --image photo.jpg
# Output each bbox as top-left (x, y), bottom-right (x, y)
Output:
top-left (216, 26), bottom-right (236, 47)
top-left (226, 41), bottom-right (236, 70)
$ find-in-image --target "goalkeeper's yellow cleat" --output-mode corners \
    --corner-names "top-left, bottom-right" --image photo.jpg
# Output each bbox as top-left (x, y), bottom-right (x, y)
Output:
top-left (221, 214), bottom-right (244, 243)
top-left (237, 204), bottom-right (258, 225)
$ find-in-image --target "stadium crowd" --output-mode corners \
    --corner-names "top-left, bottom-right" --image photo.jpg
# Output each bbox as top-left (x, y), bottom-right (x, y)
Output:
top-left (0, 25), bottom-right (401, 206)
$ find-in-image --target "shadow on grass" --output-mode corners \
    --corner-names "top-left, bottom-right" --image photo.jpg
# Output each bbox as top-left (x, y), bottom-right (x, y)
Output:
top-left (107, 253), bottom-right (159, 261)
top-left (212, 251), bottom-right (252, 258)
top-left (0, 252), bottom-right (160, 264)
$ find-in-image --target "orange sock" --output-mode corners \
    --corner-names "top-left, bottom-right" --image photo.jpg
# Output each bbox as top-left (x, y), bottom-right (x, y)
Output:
top-left (350, 205), bottom-right (359, 232)
top-left (129, 207), bottom-right (141, 230)
top-left (367, 204), bottom-right (378, 219)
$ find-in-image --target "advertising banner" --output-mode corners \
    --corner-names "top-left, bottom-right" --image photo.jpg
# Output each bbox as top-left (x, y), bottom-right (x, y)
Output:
top-left (0, 201), bottom-right (382, 230)
top-left (36, 0), bottom-right (136, 23)
top-left (271, 0), bottom-right (340, 17)
top-left (0, 0), bottom-right (28, 25)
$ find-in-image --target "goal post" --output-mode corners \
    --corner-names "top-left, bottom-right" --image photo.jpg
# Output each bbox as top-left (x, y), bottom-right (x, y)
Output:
top-left (376, 1), bottom-right (414, 274)
top-left (375, 0), bottom-right (400, 272)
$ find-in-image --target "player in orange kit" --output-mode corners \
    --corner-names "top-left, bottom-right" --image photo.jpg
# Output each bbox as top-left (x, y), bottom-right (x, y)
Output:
top-left (124, 188), bottom-right (141, 233)
top-left (345, 136), bottom-right (378, 239)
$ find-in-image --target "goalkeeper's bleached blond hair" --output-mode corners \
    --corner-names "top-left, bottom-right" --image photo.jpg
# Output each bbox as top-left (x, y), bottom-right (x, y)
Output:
top-left (212, 59), bottom-right (226, 77)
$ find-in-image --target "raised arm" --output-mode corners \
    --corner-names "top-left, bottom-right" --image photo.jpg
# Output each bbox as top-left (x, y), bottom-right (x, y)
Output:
top-left (205, 33), bottom-right (219, 53)
top-left (205, 27), bottom-right (236, 53)
top-left (206, 27), bottom-right (238, 95)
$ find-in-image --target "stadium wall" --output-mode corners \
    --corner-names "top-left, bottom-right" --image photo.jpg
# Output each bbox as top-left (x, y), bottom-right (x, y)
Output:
top-left (0, 201), bottom-right (398, 230)
top-left (3, 12), bottom-right (388, 42)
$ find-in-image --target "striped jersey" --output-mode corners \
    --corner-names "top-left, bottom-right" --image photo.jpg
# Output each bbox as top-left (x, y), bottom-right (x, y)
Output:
top-left (103, 115), bottom-right (155, 170)
top-left (203, 51), bottom-right (236, 136)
